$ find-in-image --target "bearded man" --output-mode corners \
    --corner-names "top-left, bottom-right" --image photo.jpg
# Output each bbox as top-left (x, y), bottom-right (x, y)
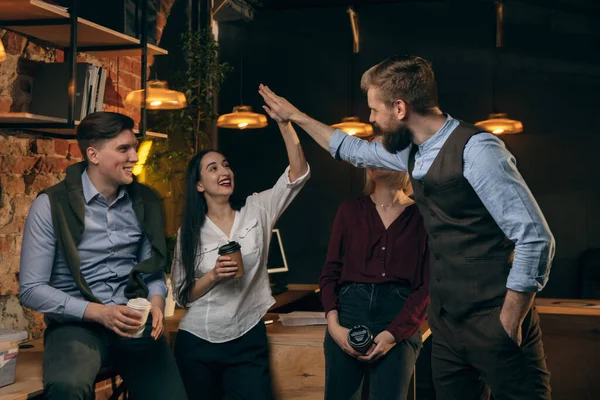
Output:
top-left (259, 55), bottom-right (554, 400)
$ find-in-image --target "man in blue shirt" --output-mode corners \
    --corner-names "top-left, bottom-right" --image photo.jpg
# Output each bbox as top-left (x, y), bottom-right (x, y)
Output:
top-left (19, 112), bottom-right (187, 399)
top-left (259, 55), bottom-right (554, 400)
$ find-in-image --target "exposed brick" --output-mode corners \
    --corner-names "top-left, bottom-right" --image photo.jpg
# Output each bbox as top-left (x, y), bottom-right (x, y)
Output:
top-left (0, 217), bottom-right (24, 235)
top-left (0, 156), bottom-right (39, 175)
top-left (24, 173), bottom-right (61, 195)
top-left (160, 0), bottom-right (176, 17)
top-left (14, 234), bottom-right (22, 254)
top-left (5, 32), bottom-right (25, 53)
top-left (0, 274), bottom-right (19, 295)
top-left (31, 138), bottom-right (55, 155)
top-left (156, 27), bottom-right (164, 45)
top-left (54, 139), bottom-right (70, 157)
top-left (131, 58), bottom-right (142, 75)
top-left (68, 143), bottom-right (83, 159)
top-left (0, 203), bottom-right (13, 227)
top-left (120, 57), bottom-right (133, 73)
top-left (119, 71), bottom-right (139, 91)
top-left (0, 136), bottom-right (30, 156)
top-left (55, 49), bottom-right (64, 62)
top-left (12, 196), bottom-right (33, 218)
top-left (0, 235), bottom-right (16, 253)
top-left (0, 97), bottom-right (12, 113)
top-left (1, 175), bottom-right (25, 196)
top-left (157, 12), bottom-right (167, 31)
top-left (34, 157), bottom-right (73, 174)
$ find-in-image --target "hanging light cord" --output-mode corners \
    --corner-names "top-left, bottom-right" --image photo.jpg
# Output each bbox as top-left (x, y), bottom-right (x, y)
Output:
top-left (239, 46), bottom-right (244, 105)
top-left (492, 0), bottom-right (504, 114)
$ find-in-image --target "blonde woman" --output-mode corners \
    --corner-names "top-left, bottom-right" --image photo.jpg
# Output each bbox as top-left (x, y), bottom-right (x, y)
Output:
top-left (320, 135), bottom-right (430, 400)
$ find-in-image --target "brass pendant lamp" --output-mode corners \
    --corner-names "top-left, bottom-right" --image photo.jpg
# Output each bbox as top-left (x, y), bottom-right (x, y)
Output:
top-left (331, 7), bottom-right (372, 138)
top-left (475, 0), bottom-right (523, 135)
top-left (125, 80), bottom-right (187, 110)
top-left (217, 43), bottom-right (267, 130)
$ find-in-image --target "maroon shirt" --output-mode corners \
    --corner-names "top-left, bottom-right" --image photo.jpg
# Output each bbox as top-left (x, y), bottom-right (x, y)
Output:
top-left (319, 196), bottom-right (430, 342)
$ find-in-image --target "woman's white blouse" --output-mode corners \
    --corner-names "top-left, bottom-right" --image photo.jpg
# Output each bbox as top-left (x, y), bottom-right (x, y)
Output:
top-left (171, 165), bottom-right (310, 343)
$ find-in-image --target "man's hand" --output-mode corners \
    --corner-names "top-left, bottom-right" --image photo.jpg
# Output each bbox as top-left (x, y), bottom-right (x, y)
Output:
top-left (258, 84), bottom-right (302, 122)
top-left (88, 304), bottom-right (143, 338)
top-left (328, 321), bottom-right (362, 358)
top-left (358, 330), bottom-right (396, 363)
top-left (499, 289), bottom-right (535, 346)
top-left (500, 308), bottom-right (523, 346)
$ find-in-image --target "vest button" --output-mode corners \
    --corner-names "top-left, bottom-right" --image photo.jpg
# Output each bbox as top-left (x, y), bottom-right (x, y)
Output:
top-left (439, 300), bottom-right (444, 306)
top-left (432, 234), bottom-right (437, 239)
top-left (436, 277), bottom-right (441, 282)
top-left (435, 254), bottom-right (440, 260)
top-left (430, 212), bottom-right (435, 217)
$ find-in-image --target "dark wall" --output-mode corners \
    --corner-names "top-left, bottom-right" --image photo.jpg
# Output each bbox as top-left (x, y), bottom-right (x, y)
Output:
top-left (215, 1), bottom-right (600, 298)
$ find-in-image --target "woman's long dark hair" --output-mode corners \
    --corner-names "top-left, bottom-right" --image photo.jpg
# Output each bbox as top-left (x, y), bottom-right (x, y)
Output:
top-left (177, 150), bottom-right (245, 305)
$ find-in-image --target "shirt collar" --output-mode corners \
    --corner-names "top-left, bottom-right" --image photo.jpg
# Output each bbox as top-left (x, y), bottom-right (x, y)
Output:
top-left (418, 114), bottom-right (457, 153)
top-left (82, 169), bottom-right (127, 204)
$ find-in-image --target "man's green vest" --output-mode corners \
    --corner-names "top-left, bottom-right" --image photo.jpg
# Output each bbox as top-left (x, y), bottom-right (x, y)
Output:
top-left (41, 161), bottom-right (167, 303)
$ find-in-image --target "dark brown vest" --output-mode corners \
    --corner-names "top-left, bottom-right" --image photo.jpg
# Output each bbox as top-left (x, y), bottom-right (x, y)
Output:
top-left (409, 121), bottom-right (514, 319)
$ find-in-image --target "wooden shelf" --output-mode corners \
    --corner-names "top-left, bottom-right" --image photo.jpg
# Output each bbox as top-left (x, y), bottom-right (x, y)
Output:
top-left (0, 0), bottom-right (168, 57)
top-left (0, 112), bottom-right (167, 138)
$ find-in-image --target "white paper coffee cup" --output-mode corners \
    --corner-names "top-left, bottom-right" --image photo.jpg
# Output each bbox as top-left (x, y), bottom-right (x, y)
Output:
top-left (126, 298), bottom-right (152, 338)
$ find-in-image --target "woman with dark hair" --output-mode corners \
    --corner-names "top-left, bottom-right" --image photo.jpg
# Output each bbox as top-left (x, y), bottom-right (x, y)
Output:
top-left (172, 118), bottom-right (309, 400)
top-left (320, 135), bottom-right (430, 400)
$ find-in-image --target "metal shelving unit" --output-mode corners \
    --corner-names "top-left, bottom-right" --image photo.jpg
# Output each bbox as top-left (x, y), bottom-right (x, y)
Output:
top-left (0, 0), bottom-right (168, 137)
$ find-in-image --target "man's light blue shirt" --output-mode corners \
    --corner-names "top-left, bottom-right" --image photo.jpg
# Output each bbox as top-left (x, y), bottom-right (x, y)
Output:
top-left (329, 115), bottom-right (555, 293)
top-left (19, 170), bottom-right (167, 322)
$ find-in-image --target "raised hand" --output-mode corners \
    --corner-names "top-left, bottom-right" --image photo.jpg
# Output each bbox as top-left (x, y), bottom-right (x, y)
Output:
top-left (258, 84), bottom-right (302, 122)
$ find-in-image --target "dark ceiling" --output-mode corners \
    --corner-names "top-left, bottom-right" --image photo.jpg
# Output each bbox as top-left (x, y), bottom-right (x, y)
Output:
top-left (246, 0), bottom-right (600, 15)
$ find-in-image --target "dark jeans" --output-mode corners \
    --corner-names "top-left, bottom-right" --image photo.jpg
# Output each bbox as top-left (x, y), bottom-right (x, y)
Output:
top-left (324, 283), bottom-right (423, 400)
top-left (428, 305), bottom-right (551, 400)
top-left (174, 321), bottom-right (274, 400)
top-left (43, 316), bottom-right (188, 400)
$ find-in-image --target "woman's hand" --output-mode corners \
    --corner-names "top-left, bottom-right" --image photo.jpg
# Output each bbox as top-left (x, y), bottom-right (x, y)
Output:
top-left (328, 320), bottom-right (362, 358)
top-left (358, 330), bottom-right (397, 363)
top-left (210, 255), bottom-right (238, 282)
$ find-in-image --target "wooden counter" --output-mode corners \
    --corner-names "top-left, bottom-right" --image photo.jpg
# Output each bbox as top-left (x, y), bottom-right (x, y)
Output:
top-left (535, 298), bottom-right (600, 400)
top-left (266, 319), bottom-right (431, 400)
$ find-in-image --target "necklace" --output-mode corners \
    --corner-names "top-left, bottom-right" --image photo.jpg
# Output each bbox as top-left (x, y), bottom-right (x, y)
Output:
top-left (370, 195), bottom-right (398, 208)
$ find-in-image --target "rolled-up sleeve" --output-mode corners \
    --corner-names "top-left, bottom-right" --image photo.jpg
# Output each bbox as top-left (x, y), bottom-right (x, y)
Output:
top-left (19, 194), bottom-right (90, 321)
top-left (464, 133), bottom-right (555, 292)
top-left (248, 164), bottom-right (311, 228)
top-left (329, 129), bottom-right (411, 171)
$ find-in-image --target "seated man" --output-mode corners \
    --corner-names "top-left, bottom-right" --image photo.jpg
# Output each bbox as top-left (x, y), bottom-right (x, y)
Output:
top-left (19, 112), bottom-right (187, 400)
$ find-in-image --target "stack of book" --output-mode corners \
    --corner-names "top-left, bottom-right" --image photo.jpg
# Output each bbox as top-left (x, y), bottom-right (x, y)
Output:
top-left (31, 62), bottom-right (108, 121)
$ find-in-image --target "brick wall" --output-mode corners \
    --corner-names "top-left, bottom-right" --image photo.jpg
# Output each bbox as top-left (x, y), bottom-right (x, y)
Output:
top-left (0, 0), bottom-right (175, 338)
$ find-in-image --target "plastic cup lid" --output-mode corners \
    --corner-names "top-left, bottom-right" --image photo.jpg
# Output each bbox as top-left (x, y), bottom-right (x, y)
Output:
top-left (0, 329), bottom-right (28, 342)
top-left (218, 241), bottom-right (241, 255)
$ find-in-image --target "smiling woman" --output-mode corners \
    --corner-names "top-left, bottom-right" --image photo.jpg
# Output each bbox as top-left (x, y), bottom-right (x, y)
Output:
top-left (170, 118), bottom-right (310, 400)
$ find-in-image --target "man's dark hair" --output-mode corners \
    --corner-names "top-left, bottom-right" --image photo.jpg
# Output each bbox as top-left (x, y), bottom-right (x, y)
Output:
top-left (76, 112), bottom-right (135, 160)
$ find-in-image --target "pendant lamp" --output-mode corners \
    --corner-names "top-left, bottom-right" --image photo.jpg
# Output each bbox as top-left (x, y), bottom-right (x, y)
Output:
top-left (332, 116), bottom-right (373, 137)
top-left (125, 80), bottom-right (186, 110)
top-left (476, 0), bottom-right (523, 135)
top-left (331, 8), bottom-right (372, 138)
top-left (217, 38), bottom-right (267, 130)
top-left (475, 113), bottom-right (523, 135)
top-left (217, 105), bottom-right (267, 129)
